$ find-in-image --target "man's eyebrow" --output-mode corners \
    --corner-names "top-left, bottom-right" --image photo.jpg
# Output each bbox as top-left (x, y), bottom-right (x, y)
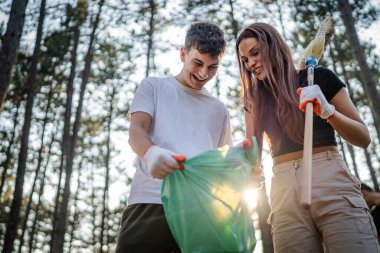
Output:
top-left (193, 58), bottom-right (219, 67)
top-left (193, 58), bottom-right (203, 63)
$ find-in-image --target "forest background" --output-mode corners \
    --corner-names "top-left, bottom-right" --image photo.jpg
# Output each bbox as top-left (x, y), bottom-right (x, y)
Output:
top-left (0, 0), bottom-right (380, 252)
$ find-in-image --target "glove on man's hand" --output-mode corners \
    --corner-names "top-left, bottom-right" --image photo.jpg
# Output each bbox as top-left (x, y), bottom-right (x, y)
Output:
top-left (144, 146), bottom-right (186, 179)
top-left (298, 85), bottom-right (335, 120)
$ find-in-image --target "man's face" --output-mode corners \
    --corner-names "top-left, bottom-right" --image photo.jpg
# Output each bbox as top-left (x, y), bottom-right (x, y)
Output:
top-left (178, 47), bottom-right (220, 90)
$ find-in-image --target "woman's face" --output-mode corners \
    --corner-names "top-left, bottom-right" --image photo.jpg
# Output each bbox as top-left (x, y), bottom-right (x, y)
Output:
top-left (238, 37), bottom-right (266, 80)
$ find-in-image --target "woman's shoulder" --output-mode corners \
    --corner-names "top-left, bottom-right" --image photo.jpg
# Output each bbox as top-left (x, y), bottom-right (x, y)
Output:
top-left (298, 67), bottom-right (338, 86)
top-left (298, 66), bottom-right (335, 76)
top-left (314, 66), bottom-right (337, 78)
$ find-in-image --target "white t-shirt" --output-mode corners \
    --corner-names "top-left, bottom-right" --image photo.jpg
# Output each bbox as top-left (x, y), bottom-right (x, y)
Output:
top-left (128, 76), bottom-right (233, 205)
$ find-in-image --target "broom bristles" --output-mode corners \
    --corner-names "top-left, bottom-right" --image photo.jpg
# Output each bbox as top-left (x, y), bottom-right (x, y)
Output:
top-left (299, 17), bottom-right (335, 69)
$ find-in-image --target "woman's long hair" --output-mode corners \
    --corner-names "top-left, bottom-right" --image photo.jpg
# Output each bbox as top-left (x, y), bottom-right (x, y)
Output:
top-left (236, 23), bottom-right (304, 155)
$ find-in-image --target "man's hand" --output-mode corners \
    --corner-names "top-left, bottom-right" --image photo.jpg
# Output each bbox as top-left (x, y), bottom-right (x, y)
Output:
top-left (144, 146), bottom-right (186, 179)
top-left (362, 189), bottom-right (380, 208)
top-left (298, 85), bottom-right (335, 119)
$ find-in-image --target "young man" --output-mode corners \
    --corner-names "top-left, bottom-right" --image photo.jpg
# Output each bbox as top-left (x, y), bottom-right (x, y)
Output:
top-left (115, 22), bottom-right (232, 253)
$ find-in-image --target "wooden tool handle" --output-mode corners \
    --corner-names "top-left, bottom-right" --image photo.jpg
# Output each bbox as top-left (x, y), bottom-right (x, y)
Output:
top-left (301, 102), bottom-right (313, 208)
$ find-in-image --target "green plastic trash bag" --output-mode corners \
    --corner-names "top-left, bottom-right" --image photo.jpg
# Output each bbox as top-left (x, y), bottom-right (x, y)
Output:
top-left (161, 137), bottom-right (259, 253)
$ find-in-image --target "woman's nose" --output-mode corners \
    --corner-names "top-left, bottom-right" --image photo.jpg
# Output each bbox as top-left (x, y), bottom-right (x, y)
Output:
top-left (248, 57), bottom-right (256, 67)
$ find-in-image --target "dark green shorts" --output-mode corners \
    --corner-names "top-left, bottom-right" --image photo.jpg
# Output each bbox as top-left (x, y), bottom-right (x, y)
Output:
top-left (115, 203), bottom-right (180, 253)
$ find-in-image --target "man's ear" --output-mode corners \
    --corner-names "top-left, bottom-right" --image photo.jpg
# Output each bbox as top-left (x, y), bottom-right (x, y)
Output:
top-left (180, 48), bottom-right (186, 62)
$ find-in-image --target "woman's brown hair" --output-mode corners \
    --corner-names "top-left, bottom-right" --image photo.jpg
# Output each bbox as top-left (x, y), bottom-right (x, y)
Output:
top-left (236, 23), bottom-right (304, 155)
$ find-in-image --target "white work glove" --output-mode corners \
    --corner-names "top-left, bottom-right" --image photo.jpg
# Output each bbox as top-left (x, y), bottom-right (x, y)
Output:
top-left (297, 85), bottom-right (335, 120)
top-left (143, 145), bottom-right (186, 179)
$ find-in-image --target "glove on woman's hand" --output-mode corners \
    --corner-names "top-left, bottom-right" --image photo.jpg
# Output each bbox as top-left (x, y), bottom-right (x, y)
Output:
top-left (298, 85), bottom-right (335, 119)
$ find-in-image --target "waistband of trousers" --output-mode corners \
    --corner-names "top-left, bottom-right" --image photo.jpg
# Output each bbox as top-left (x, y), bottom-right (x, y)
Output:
top-left (273, 150), bottom-right (342, 174)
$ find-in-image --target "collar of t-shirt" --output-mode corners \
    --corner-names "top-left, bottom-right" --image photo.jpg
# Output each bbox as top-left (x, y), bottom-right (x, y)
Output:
top-left (172, 76), bottom-right (209, 95)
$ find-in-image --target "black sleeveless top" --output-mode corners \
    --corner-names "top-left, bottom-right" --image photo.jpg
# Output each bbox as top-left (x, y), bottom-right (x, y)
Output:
top-left (271, 67), bottom-right (346, 157)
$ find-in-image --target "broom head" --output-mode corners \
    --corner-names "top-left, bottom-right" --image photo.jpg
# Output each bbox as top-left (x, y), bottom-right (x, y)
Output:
top-left (299, 17), bottom-right (335, 69)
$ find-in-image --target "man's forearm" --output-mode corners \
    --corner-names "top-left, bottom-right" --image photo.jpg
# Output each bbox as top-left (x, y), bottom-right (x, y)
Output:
top-left (129, 125), bottom-right (154, 157)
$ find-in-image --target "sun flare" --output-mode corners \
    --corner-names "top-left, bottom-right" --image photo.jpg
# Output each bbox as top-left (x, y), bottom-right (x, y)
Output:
top-left (244, 189), bottom-right (258, 210)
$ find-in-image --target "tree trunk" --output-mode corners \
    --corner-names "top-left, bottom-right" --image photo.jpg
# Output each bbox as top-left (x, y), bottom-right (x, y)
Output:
top-left (331, 37), bottom-right (378, 187)
top-left (99, 86), bottom-right (115, 253)
top-left (0, 99), bottom-right (21, 198)
top-left (90, 166), bottom-right (97, 250)
top-left (50, 2), bottom-right (104, 252)
top-left (336, 136), bottom-right (352, 174)
top-left (50, 22), bottom-right (80, 252)
top-left (346, 144), bottom-right (360, 179)
top-left (0, 0), bottom-right (29, 111)
top-left (329, 43), bottom-right (360, 178)
top-left (67, 168), bottom-right (81, 253)
top-left (145, 0), bottom-right (156, 77)
top-left (257, 182), bottom-right (274, 253)
top-left (364, 148), bottom-right (380, 191)
top-left (227, 0), bottom-right (239, 39)
top-left (18, 85), bottom-right (53, 253)
top-left (28, 129), bottom-right (56, 253)
top-left (214, 74), bottom-right (221, 98)
top-left (337, 0), bottom-right (380, 142)
top-left (2, 0), bottom-right (46, 251)
top-left (275, 0), bottom-right (287, 40)
top-left (51, 3), bottom-right (86, 247)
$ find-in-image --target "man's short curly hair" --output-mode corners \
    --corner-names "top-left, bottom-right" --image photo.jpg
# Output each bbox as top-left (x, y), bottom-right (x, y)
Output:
top-left (184, 22), bottom-right (226, 59)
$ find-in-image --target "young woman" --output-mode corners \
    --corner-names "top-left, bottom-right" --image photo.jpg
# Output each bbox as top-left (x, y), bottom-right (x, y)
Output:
top-left (236, 22), bottom-right (379, 253)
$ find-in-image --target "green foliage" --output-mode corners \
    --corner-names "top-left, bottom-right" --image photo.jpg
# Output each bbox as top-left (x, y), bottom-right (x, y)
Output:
top-left (8, 52), bottom-right (30, 102)
top-left (41, 31), bottom-right (71, 70)
top-left (66, 0), bottom-right (88, 26)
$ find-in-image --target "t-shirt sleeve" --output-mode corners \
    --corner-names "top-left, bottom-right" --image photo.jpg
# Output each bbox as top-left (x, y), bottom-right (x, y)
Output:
top-left (218, 109), bottom-right (233, 147)
top-left (128, 78), bottom-right (155, 117)
top-left (315, 67), bottom-right (346, 102)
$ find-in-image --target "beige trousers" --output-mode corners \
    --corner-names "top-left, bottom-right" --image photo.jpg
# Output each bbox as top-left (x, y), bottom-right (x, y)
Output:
top-left (268, 150), bottom-right (379, 253)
